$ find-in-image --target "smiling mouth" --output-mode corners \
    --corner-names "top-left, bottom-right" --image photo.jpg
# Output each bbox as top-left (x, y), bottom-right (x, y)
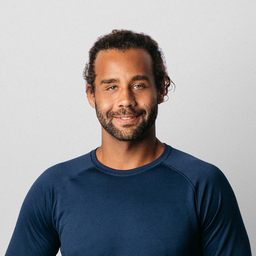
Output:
top-left (114, 115), bottom-right (139, 124)
top-left (118, 116), bottom-right (135, 120)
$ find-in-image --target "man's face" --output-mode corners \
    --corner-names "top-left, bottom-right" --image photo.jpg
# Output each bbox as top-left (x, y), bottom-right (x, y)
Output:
top-left (87, 48), bottom-right (160, 141)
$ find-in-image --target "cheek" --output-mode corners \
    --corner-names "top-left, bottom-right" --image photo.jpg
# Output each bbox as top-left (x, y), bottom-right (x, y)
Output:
top-left (141, 93), bottom-right (158, 107)
top-left (97, 90), bottom-right (122, 107)
top-left (95, 95), bottom-right (114, 111)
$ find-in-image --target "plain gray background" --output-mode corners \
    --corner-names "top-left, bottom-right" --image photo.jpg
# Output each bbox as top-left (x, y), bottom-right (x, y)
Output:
top-left (1, 1), bottom-right (255, 255)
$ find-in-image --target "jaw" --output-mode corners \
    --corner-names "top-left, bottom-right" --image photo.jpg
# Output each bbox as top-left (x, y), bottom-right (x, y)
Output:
top-left (101, 122), bottom-right (156, 145)
top-left (101, 116), bottom-right (157, 143)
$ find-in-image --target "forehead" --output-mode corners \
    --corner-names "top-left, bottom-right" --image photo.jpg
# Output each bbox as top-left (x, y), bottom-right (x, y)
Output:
top-left (94, 48), bottom-right (153, 78)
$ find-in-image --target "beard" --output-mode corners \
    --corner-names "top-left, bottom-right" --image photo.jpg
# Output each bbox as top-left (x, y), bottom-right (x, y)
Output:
top-left (95, 101), bottom-right (158, 141)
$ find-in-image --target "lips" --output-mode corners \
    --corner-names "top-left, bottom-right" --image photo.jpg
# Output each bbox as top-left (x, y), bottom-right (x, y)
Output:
top-left (113, 115), bottom-right (138, 125)
top-left (108, 108), bottom-right (146, 118)
top-left (107, 108), bottom-right (146, 125)
top-left (119, 116), bottom-right (135, 120)
top-left (115, 115), bottom-right (137, 120)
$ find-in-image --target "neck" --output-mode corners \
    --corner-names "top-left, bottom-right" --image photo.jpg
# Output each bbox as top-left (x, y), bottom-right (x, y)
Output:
top-left (96, 125), bottom-right (165, 170)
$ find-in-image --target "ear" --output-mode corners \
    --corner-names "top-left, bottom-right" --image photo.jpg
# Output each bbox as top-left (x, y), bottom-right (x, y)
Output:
top-left (157, 84), bottom-right (165, 104)
top-left (86, 84), bottom-right (96, 109)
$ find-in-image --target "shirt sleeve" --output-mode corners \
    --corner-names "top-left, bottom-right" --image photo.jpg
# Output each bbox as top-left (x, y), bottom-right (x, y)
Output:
top-left (5, 174), bottom-right (60, 256)
top-left (197, 166), bottom-right (251, 255)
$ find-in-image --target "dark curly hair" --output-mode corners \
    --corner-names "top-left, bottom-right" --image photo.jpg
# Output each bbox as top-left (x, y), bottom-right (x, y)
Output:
top-left (84, 29), bottom-right (174, 98)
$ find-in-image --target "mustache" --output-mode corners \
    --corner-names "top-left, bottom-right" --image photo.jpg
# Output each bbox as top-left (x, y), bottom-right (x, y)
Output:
top-left (107, 108), bottom-right (146, 118)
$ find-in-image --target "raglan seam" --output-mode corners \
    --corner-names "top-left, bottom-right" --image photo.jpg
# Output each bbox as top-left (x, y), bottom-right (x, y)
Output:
top-left (161, 161), bottom-right (200, 221)
top-left (161, 162), bottom-right (197, 194)
top-left (51, 165), bottom-right (96, 229)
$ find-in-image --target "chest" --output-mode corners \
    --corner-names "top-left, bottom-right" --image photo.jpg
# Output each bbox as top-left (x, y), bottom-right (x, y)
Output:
top-left (53, 171), bottom-right (201, 255)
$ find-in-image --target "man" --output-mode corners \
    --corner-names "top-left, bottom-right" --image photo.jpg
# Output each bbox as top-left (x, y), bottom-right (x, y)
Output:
top-left (6, 30), bottom-right (251, 255)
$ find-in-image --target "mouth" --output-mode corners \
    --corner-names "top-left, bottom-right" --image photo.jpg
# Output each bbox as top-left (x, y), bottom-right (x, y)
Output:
top-left (109, 108), bottom-right (146, 125)
top-left (114, 115), bottom-right (138, 124)
top-left (118, 116), bottom-right (135, 120)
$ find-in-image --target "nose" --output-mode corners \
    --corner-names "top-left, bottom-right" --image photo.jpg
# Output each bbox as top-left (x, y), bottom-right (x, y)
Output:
top-left (117, 87), bottom-right (136, 108)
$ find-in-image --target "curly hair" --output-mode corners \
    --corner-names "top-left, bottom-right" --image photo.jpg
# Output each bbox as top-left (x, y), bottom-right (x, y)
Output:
top-left (84, 30), bottom-right (174, 98)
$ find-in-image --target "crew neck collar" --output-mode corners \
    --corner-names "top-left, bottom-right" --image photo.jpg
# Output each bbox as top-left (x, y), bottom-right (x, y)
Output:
top-left (90, 144), bottom-right (172, 176)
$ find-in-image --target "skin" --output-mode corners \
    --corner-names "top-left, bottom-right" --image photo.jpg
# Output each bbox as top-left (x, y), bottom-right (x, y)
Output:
top-left (87, 48), bottom-right (165, 170)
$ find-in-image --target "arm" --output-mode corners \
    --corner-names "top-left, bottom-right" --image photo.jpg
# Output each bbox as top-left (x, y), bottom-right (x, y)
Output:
top-left (198, 167), bottom-right (251, 255)
top-left (5, 174), bottom-right (60, 256)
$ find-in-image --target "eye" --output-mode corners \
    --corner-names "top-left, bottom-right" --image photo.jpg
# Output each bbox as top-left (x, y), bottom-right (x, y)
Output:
top-left (107, 85), bottom-right (117, 91)
top-left (133, 84), bottom-right (144, 89)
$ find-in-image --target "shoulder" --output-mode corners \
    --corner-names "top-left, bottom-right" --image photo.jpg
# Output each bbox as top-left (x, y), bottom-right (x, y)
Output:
top-left (19, 150), bottom-right (96, 225)
top-left (162, 145), bottom-right (235, 211)
top-left (29, 151), bottom-right (95, 201)
top-left (40, 151), bottom-right (94, 181)
top-left (162, 147), bottom-right (251, 254)
top-left (163, 145), bottom-right (238, 221)
top-left (163, 146), bottom-right (226, 189)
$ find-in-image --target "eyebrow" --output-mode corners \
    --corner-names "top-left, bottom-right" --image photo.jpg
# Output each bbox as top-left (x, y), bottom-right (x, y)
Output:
top-left (100, 78), bottom-right (120, 84)
top-left (100, 75), bottom-right (149, 85)
top-left (131, 75), bottom-right (149, 82)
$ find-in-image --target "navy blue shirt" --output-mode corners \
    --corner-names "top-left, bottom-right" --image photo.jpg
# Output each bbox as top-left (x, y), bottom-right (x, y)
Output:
top-left (6, 145), bottom-right (251, 255)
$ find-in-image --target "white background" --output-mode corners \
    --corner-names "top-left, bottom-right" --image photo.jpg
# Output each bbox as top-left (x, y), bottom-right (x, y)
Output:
top-left (1, 0), bottom-right (255, 255)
